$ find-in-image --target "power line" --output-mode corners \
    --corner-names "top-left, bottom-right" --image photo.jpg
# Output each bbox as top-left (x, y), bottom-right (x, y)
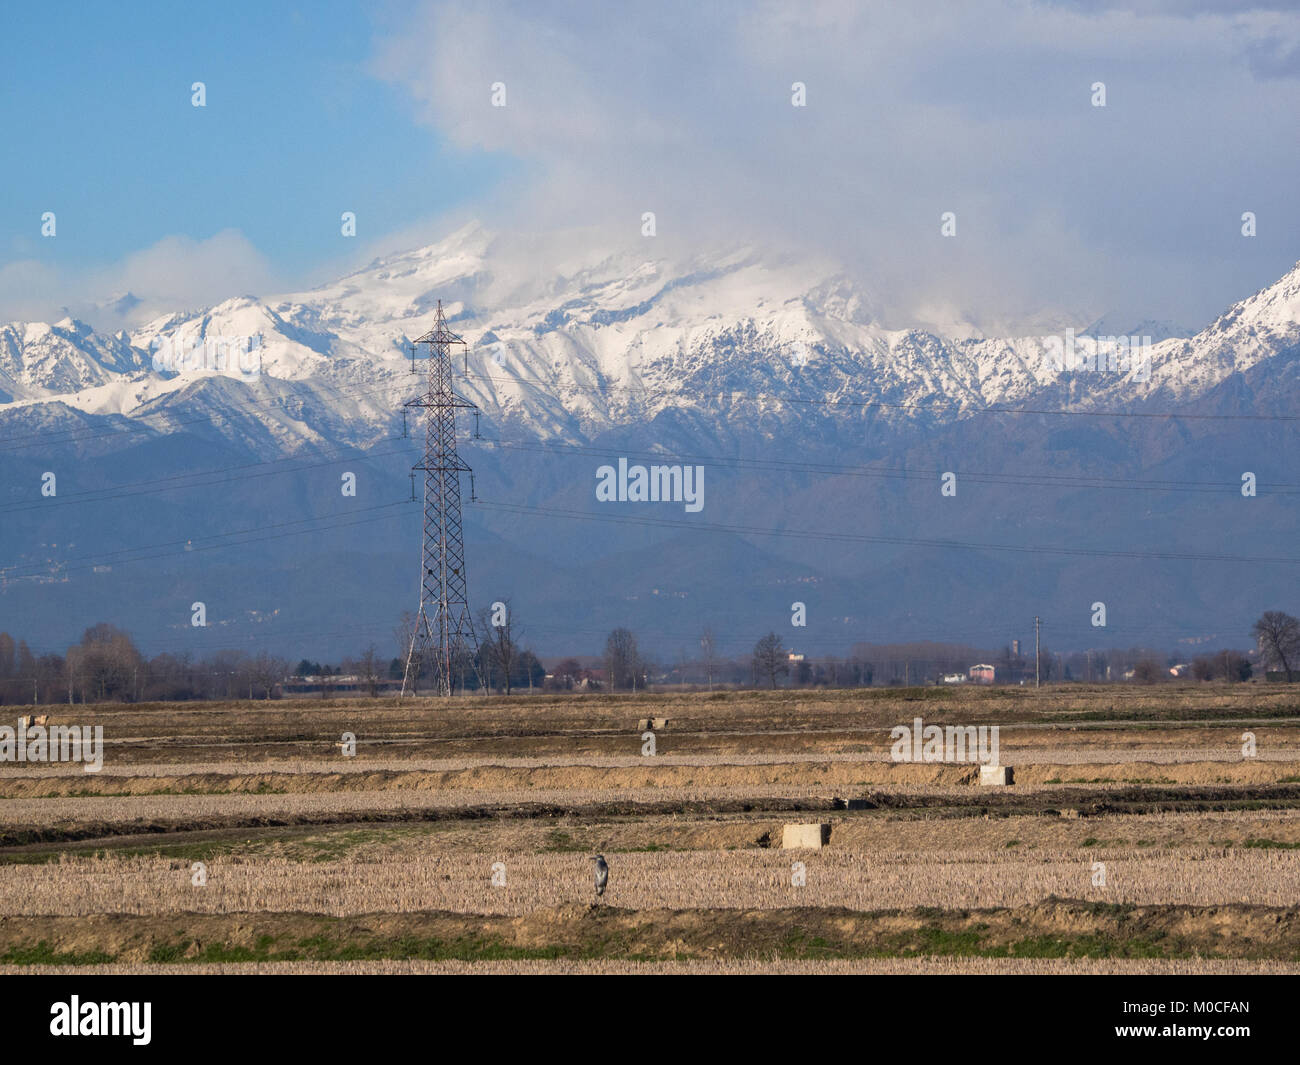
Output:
top-left (463, 368), bottom-right (1300, 422)
top-left (471, 435), bottom-right (1300, 496)
top-left (7, 355), bottom-right (1296, 455)
top-left (0, 441), bottom-right (411, 515)
top-left (469, 498), bottom-right (1300, 566)
top-left (0, 378), bottom-right (406, 452)
top-left (0, 500), bottom-right (409, 578)
top-left (3, 427), bottom-right (1289, 525)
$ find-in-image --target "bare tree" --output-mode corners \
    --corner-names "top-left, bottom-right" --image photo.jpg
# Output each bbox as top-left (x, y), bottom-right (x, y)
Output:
top-left (1038, 646), bottom-right (1057, 683)
top-left (355, 644), bottom-right (383, 697)
top-left (1218, 649), bottom-right (1253, 683)
top-left (67, 624), bottom-right (142, 702)
top-left (246, 651), bottom-right (288, 699)
top-left (700, 626), bottom-right (717, 691)
top-left (550, 657), bottom-right (582, 691)
top-left (1131, 658), bottom-right (1164, 684)
top-left (220, 650), bottom-right (251, 699)
top-left (753, 632), bottom-right (788, 689)
top-left (35, 653), bottom-right (64, 705)
top-left (358, 644), bottom-right (382, 696)
top-left (1253, 611), bottom-right (1300, 681)
top-left (478, 601), bottom-right (519, 694)
top-left (394, 610), bottom-right (419, 693)
top-left (604, 628), bottom-right (642, 691)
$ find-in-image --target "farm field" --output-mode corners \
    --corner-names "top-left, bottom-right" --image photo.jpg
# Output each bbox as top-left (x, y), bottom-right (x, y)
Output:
top-left (2, 684), bottom-right (1300, 973)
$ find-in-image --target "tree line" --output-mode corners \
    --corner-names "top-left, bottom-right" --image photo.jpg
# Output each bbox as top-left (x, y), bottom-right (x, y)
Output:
top-left (0, 624), bottom-right (290, 704)
top-left (0, 608), bottom-right (1294, 705)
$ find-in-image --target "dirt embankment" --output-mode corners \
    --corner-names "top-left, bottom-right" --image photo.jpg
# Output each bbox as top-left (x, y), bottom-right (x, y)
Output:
top-left (4, 758), bottom-right (1299, 800)
top-left (3, 899), bottom-right (1298, 964)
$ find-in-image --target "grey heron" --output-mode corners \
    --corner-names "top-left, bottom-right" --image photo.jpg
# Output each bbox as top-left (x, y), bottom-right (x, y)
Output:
top-left (590, 855), bottom-right (609, 897)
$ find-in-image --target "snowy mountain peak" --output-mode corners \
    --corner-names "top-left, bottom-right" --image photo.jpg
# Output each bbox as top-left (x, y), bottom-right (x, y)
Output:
top-left (1, 232), bottom-right (1298, 449)
top-left (0, 318), bottom-right (147, 403)
top-left (1083, 315), bottom-right (1190, 344)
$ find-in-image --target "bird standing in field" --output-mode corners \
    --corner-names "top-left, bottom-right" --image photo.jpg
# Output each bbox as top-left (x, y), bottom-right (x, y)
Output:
top-left (591, 855), bottom-right (609, 898)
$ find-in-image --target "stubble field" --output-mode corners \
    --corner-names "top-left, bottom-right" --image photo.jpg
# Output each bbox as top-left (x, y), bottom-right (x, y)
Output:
top-left (2, 684), bottom-right (1299, 973)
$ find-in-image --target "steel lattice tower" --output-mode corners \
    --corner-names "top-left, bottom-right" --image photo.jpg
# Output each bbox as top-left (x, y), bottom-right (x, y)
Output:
top-left (401, 301), bottom-right (481, 697)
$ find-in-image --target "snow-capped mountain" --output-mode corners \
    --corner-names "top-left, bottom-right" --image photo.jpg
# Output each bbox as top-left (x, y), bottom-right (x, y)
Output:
top-left (0, 319), bottom-right (147, 404)
top-left (1, 225), bottom-right (1297, 660)
top-left (1083, 315), bottom-right (1190, 345)
top-left (6, 222), bottom-right (1297, 449)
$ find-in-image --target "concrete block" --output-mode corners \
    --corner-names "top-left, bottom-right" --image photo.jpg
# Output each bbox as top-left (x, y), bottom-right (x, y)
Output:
top-left (637, 718), bottom-right (668, 731)
top-left (782, 823), bottom-right (829, 849)
top-left (979, 765), bottom-right (1013, 786)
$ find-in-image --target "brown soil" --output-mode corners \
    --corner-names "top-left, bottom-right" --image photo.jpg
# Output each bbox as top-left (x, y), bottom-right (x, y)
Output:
top-left (5, 686), bottom-right (1300, 972)
top-left (3, 899), bottom-right (1298, 963)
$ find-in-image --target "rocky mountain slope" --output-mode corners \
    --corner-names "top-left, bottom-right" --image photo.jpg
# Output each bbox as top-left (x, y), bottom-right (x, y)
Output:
top-left (1, 225), bottom-right (1296, 660)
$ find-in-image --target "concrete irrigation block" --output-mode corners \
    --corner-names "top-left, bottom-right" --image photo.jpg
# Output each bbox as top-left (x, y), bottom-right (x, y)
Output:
top-left (979, 765), bottom-right (1013, 786)
top-left (782, 823), bottom-right (829, 849)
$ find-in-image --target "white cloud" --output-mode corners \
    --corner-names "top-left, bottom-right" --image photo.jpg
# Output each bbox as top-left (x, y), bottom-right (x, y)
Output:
top-left (7, 3), bottom-right (1298, 337)
top-left (370, 0), bottom-right (1300, 333)
top-left (0, 230), bottom-right (277, 332)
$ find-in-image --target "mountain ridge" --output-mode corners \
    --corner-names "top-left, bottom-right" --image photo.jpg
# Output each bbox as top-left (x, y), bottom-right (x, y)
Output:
top-left (1, 228), bottom-right (1296, 660)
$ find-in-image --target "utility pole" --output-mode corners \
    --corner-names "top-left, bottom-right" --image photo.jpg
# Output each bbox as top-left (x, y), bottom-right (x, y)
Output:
top-left (401, 301), bottom-right (482, 698)
top-left (1034, 615), bottom-right (1041, 689)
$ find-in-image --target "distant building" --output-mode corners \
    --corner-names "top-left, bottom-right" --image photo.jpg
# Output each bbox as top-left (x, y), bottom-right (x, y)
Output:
top-left (788, 652), bottom-right (805, 662)
top-left (1011, 640), bottom-right (1020, 657)
top-left (969, 664), bottom-right (995, 685)
top-left (577, 667), bottom-right (606, 691)
top-left (941, 673), bottom-right (967, 685)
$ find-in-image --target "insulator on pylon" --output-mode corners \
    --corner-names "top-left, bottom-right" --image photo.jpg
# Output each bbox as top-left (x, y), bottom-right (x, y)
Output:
top-left (473, 410), bottom-right (480, 439)
top-left (408, 471), bottom-right (416, 501)
top-left (470, 472), bottom-right (477, 502)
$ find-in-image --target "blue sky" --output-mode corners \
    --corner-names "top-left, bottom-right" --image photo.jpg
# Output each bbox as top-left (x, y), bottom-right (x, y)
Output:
top-left (1, 2), bottom-right (508, 293)
top-left (2, 1), bottom-right (1299, 334)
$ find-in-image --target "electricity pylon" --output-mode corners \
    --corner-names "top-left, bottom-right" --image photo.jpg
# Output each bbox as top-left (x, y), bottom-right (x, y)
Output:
top-left (401, 300), bottom-right (481, 697)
